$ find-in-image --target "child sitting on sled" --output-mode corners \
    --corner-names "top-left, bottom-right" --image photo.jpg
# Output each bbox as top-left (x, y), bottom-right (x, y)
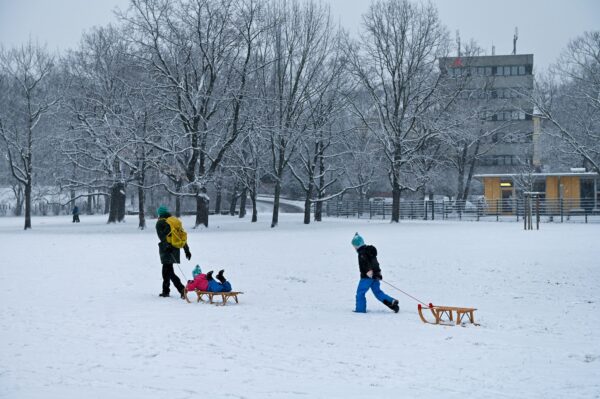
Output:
top-left (185, 265), bottom-right (232, 293)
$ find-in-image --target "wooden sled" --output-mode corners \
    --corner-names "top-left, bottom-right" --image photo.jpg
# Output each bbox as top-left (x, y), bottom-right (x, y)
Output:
top-left (184, 289), bottom-right (243, 306)
top-left (418, 303), bottom-right (479, 326)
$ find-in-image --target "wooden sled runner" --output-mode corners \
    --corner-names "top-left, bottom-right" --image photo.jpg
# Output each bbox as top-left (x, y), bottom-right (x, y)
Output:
top-left (418, 303), bottom-right (479, 326)
top-left (184, 289), bottom-right (243, 306)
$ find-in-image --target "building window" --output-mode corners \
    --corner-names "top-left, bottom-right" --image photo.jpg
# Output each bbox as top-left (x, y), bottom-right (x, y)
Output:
top-left (496, 67), bottom-right (503, 76)
top-left (518, 65), bottom-right (525, 75)
top-left (511, 66), bottom-right (518, 75)
top-left (504, 66), bottom-right (511, 75)
top-left (485, 67), bottom-right (492, 76)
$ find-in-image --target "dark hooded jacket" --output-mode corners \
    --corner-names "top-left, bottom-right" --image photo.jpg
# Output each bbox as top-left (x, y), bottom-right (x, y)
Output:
top-left (156, 213), bottom-right (190, 265)
top-left (357, 245), bottom-right (382, 279)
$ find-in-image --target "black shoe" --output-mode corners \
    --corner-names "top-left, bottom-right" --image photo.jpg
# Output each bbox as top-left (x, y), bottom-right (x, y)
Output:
top-left (384, 299), bottom-right (400, 313)
top-left (216, 269), bottom-right (226, 284)
top-left (158, 293), bottom-right (170, 298)
top-left (206, 271), bottom-right (214, 281)
top-left (391, 299), bottom-right (400, 313)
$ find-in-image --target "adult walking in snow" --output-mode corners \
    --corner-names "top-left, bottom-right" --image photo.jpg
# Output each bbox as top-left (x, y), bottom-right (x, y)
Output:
top-left (72, 205), bottom-right (80, 223)
top-left (156, 205), bottom-right (191, 299)
top-left (351, 233), bottom-right (399, 313)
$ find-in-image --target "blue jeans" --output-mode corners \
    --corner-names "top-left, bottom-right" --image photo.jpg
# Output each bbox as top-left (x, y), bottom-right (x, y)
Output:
top-left (355, 278), bottom-right (394, 313)
top-left (208, 280), bottom-right (232, 293)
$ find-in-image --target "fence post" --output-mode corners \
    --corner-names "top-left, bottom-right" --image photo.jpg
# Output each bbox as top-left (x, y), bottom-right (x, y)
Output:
top-left (432, 201), bottom-right (435, 221)
top-left (560, 199), bottom-right (563, 223)
top-left (536, 196), bottom-right (540, 230)
top-left (496, 199), bottom-right (499, 222)
top-left (523, 197), bottom-right (527, 230)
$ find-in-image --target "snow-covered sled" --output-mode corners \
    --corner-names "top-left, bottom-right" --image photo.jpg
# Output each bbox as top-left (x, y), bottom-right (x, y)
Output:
top-left (417, 303), bottom-right (479, 326)
top-left (184, 289), bottom-right (243, 306)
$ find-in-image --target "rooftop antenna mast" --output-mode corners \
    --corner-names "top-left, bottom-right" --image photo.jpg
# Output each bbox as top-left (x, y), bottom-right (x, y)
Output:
top-left (513, 27), bottom-right (519, 55)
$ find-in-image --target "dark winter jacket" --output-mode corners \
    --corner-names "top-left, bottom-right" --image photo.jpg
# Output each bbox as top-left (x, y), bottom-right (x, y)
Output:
top-left (156, 213), bottom-right (190, 265)
top-left (357, 245), bottom-right (382, 279)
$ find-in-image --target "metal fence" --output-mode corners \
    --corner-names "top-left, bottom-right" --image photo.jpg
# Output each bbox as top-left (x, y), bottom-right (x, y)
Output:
top-left (323, 198), bottom-right (600, 223)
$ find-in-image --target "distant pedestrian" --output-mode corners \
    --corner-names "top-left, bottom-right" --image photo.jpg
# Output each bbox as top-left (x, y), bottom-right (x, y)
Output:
top-left (72, 205), bottom-right (80, 223)
top-left (351, 232), bottom-right (399, 313)
top-left (156, 205), bottom-right (191, 299)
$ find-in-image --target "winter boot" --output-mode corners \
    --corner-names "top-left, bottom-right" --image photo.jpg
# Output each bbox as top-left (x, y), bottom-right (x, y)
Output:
top-left (384, 299), bottom-right (400, 313)
top-left (216, 269), bottom-right (226, 284)
top-left (158, 292), bottom-right (170, 298)
top-left (206, 271), bottom-right (214, 281)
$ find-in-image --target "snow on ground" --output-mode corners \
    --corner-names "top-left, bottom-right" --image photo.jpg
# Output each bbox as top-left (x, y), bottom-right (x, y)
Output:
top-left (1, 214), bottom-right (599, 398)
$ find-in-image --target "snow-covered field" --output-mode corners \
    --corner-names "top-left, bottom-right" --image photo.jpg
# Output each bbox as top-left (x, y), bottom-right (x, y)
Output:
top-left (1, 214), bottom-right (599, 398)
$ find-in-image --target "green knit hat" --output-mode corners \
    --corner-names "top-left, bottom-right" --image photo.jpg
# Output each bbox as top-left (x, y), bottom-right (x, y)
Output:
top-left (157, 205), bottom-right (170, 217)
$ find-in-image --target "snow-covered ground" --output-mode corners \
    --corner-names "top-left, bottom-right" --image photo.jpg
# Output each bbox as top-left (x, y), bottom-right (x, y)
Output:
top-left (1, 214), bottom-right (599, 398)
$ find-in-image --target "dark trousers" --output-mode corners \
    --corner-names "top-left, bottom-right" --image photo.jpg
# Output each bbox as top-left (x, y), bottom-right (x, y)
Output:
top-left (72, 215), bottom-right (80, 223)
top-left (162, 263), bottom-right (184, 295)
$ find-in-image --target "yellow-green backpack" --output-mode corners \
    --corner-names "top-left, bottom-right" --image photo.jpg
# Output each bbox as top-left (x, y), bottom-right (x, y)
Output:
top-left (165, 216), bottom-right (187, 248)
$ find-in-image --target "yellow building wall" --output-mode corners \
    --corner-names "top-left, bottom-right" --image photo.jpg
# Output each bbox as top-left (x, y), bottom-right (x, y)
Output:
top-left (484, 177), bottom-right (501, 212)
top-left (562, 176), bottom-right (581, 208)
top-left (546, 177), bottom-right (559, 200)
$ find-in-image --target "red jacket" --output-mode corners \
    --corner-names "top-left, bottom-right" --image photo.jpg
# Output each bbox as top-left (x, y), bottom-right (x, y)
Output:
top-left (185, 273), bottom-right (209, 291)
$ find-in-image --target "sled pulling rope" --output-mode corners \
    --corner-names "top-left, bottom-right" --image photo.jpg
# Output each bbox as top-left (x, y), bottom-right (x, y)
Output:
top-left (381, 280), bottom-right (479, 326)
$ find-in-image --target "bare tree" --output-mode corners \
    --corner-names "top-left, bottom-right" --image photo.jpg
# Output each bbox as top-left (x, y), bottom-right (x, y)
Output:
top-left (531, 31), bottom-right (600, 174)
top-left (123, 0), bottom-right (262, 227)
top-left (0, 41), bottom-right (56, 229)
top-left (59, 26), bottom-right (142, 224)
top-left (345, 0), bottom-right (451, 222)
top-left (287, 29), bottom-right (352, 224)
top-left (259, 0), bottom-right (336, 227)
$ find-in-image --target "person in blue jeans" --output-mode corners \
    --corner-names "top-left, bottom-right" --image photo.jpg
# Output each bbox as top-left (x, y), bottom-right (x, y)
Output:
top-left (351, 233), bottom-right (399, 313)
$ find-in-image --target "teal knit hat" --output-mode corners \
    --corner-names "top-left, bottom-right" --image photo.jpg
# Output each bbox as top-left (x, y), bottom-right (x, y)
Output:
top-left (351, 232), bottom-right (365, 248)
top-left (157, 205), bottom-right (169, 217)
top-left (192, 265), bottom-right (202, 278)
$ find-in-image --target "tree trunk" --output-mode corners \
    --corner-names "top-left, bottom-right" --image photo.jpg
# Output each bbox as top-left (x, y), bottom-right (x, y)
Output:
top-left (108, 182), bottom-right (126, 223)
top-left (86, 189), bottom-right (93, 215)
top-left (239, 187), bottom-right (247, 218)
top-left (175, 179), bottom-right (182, 217)
top-left (250, 190), bottom-right (258, 223)
top-left (391, 175), bottom-right (401, 223)
top-left (24, 179), bottom-right (32, 230)
top-left (303, 182), bottom-right (313, 225)
top-left (271, 180), bottom-right (282, 228)
top-left (195, 188), bottom-right (209, 227)
top-left (138, 183), bottom-right (146, 230)
top-left (215, 185), bottom-right (222, 214)
top-left (229, 183), bottom-right (239, 216)
top-left (462, 141), bottom-right (480, 202)
top-left (13, 185), bottom-right (24, 217)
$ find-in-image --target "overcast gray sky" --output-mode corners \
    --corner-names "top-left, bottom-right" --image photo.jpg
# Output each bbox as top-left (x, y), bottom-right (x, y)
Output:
top-left (0, 0), bottom-right (598, 70)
